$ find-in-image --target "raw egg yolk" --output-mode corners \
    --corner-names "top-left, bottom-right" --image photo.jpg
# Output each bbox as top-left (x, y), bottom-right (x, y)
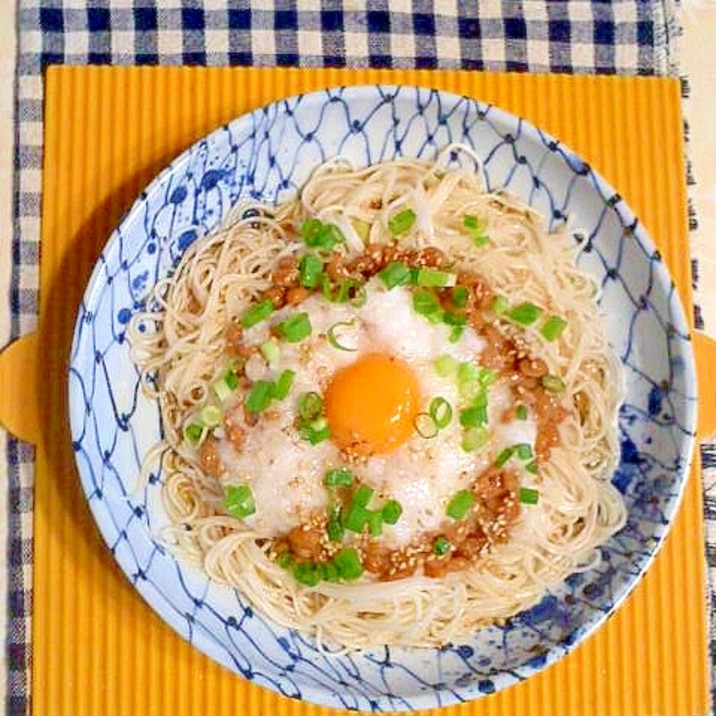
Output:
top-left (324, 353), bottom-right (421, 457)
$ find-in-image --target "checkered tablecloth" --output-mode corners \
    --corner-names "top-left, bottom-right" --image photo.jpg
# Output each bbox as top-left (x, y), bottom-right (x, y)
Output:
top-left (8, 2), bottom-right (714, 715)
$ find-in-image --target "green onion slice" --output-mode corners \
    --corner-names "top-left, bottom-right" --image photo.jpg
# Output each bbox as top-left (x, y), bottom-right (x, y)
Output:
top-left (446, 489), bottom-right (475, 520)
top-left (324, 467), bottom-right (354, 488)
top-left (433, 535), bottom-right (451, 556)
top-left (366, 510), bottom-right (383, 537)
top-left (298, 392), bottom-right (323, 421)
top-left (461, 426), bottom-right (489, 453)
top-left (184, 423), bottom-right (204, 444)
top-left (300, 417), bottom-right (331, 445)
top-left (334, 547), bottom-right (364, 580)
top-left (270, 369), bottom-right (295, 400)
top-left (200, 404), bottom-right (222, 428)
top-left (540, 315), bottom-right (567, 341)
top-left (491, 295), bottom-right (509, 315)
top-left (429, 397), bottom-right (453, 429)
top-left (327, 319), bottom-right (359, 352)
top-left (353, 484), bottom-right (374, 508)
top-left (515, 443), bottom-right (533, 460)
top-left (434, 355), bottom-right (458, 377)
top-left (277, 312), bottom-right (312, 343)
top-left (518, 487), bottom-right (540, 505)
top-left (343, 502), bottom-right (370, 533)
top-left (416, 267), bottom-right (457, 288)
top-left (240, 299), bottom-right (275, 328)
top-left (451, 285), bottom-right (469, 308)
top-left (495, 446), bottom-right (515, 467)
top-left (379, 261), bottom-right (412, 289)
top-left (413, 289), bottom-right (440, 317)
top-left (260, 338), bottom-right (280, 364)
top-left (245, 380), bottom-right (274, 413)
top-left (300, 219), bottom-right (343, 250)
top-left (293, 561), bottom-right (321, 587)
top-left (459, 405), bottom-right (488, 427)
top-left (463, 214), bottom-right (490, 247)
top-left (299, 254), bottom-right (324, 289)
top-left (449, 325), bottom-right (465, 343)
top-left (414, 412), bottom-right (438, 439)
top-left (388, 208), bottom-right (417, 236)
top-left (516, 404), bottom-right (528, 420)
top-left (326, 504), bottom-right (344, 542)
top-left (525, 460), bottom-right (539, 475)
top-left (381, 499), bottom-right (403, 525)
top-left (506, 301), bottom-right (543, 326)
top-left (223, 484), bottom-right (256, 519)
top-left (541, 374), bottom-right (566, 393)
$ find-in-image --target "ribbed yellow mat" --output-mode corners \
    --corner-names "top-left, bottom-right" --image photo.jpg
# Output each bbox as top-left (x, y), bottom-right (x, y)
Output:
top-left (28, 66), bottom-right (709, 715)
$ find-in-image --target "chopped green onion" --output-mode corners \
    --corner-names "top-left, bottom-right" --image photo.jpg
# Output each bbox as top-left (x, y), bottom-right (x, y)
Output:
top-left (451, 286), bottom-right (469, 308)
top-left (240, 299), bottom-right (275, 328)
top-left (491, 295), bottom-right (510, 315)
top-left (321, 561), bottom-right (340, 582)
top-left (223, 484), bottom-right (256, 519)
top-left (277, 552), bottom-right (294, 569)
top-left (449, 325), bottom-right (465, 343)
top-left (457, 362), bottom-right (482, 400)
top-left (433, 535), bottom-right (451, 556)
top-left (276, 312), bottom-right (312, 343)
top-left (518, 487), bottom-right (540, 505)
top-left (525, 460), bottom-right (539, 474)
top-left (260, 338), bottom-right (280, 364)
top-left (540, 315), bottom-right (567, 342)
top-left (366, 510), bottom-right (383, 537)
top-left (463, 214), bottom-right (489, 247)
top-left (300, 417), bottom-right (331, 444)
top-left (442, 311), bottom-right (468, 326)
top-left (323, 467), bottom-right (354, 488)
top-left (270, 369), bottom-right (295, 400)
top-left (327, 320), bottom-right (359, 352)
top-left (388, 208), bottom-right (417, 236)
top-left (515, 443), bottom-right (533, 460)
top-left (416, 267), bottom-right (457, 288)
top-left (459, 405), bottom-right (488, 427)
top-left (298, 392), bottom-right (323, 421)
top-left (352, 219), bottom-right (371, 242)
top-left (200, 404), bottom-right (222, 428)
top-left (299, 254), bottom-right (324, 289)
top-left (495, 446), bottom-right (515, 468)
top-left (429, 397), bottom-right (453, 429)
top-left (379, 261), bottom-right (412, 289)
top-left (412, 289), bottom-right (440, 317)
top-left (461, 426), bottom-right (489, 453)
top-left (343, 502), bottom-right (370, 533)
top-left (333, 547), bottom-right (363, 580)
top-left (434, 355), bottom-right (458, 377)
top-left (478, 367), bottom-right (498, 386)
top-left (446, 489), bottom-right (475, 520)
top-left (212, 377), bottom-right (234, 403)
top-left (184, 423), bottom-right (204, 444)
top-left (516, 404), bottom-right (528, 421)
top-left (507, 301), bottom-right (543, 326)
top-left (224, 368), bottom-right (240, 390)
top-left (245, 380), bottom-right (274, 413)
top-left (353, 484), bottom-right (374, 508)
top-left (381, 499), bottom-right (403, 525)
top-left (541, 374), bottom-right (566, 393)
top-left (301, 219), bottom-right (343, 250)
top-left (414, 412), bottom-right (438, 439)
top-left (326, 505), bottom-right (344, 542)
top-left (293, 561), bottom-right (321, 587)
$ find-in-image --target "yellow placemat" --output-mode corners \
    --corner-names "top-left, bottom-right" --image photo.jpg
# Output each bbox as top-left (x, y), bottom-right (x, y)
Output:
top-left (14, 66), bottom-right (714, 715)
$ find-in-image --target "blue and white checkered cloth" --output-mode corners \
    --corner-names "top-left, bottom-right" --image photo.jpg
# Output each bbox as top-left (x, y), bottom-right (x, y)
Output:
top-left (8, 2), bottom-right (701, 715)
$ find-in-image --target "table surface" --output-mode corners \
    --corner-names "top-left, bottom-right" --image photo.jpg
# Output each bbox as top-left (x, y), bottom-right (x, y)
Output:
top-left (1, 1), bottom-right (715, 712)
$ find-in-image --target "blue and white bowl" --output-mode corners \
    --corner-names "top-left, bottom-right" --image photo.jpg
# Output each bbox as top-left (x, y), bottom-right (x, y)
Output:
top-left (68, 85), bottom-right (697, 712)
